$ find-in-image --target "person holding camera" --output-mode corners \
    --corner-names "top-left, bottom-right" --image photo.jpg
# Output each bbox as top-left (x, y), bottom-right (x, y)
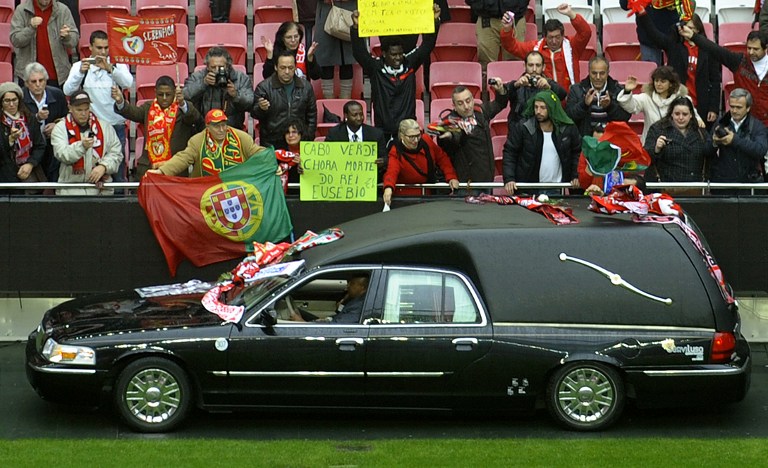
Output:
top-left (708, 88), bottom-right (768, 191)
top-left (253, 51), bottom-right (317, 149)
top-left (183, 47), bottom-right (254, 132)
top-left (506, 51), bottom-right (567, 124)
top-left (0, 81), bottom-right (46, 191)
top-left (63, 30), bottom-right (133, 183)
top-left (565, 56), bottom-right (631, 138)
top-left (642, 97), bottom-right (708, 186)
top-left (435, 82), bottom-right (507, 186)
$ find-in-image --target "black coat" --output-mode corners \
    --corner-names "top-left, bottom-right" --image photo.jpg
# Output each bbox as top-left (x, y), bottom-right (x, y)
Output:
top-left (253, 74), bottom-right (317, 148)
top-left (565, 76), bottom-right (631, 137)
top-left (643, 119), bottom-right (710, 182)
top-left (636, 13), bottom-right (721, 121)
top-left (436, 92), bottom-right (508, 183)
top-left (709, 113), bottom-right (768, 183)
top-left (502, 118), bottom-right (580, 184)
top-left (0, 114), bottom-right (46, 186)
top-left (620, 0), bottom-right (678, 48)
top-left (325, 122), bottom-right (389, 174)
top-left (21, 86), bottom-right (69, 182)
top-left (466, 0), bottom-right (528, 18)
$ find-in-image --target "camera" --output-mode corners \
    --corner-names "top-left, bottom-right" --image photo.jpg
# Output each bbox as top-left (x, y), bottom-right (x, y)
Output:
top-left (714, 126), bottom-right (728, 138)
top-left (214, 66), bottom-right (229, 88)
top-left (675, 21), bottom-right (685, 30)
top-left (488, 79), bottom-right (497, 85)
top-left (528, 75), bottom-right (539, 88)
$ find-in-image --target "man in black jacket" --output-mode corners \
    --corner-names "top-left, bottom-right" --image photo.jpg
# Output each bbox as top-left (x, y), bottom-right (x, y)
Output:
top-left (506, 51), bottom-right (567, 124)
top-left (350, 5), bottom-right (440, 141)
top-left (503, 90), bottom-right (580, 195)
top-left (436, 82), bottom-right (508, 184)
top-left (325, 100), bottom-right (388, 178)
top-left (253, 51), bottom-right (317, 148)
top-left (565, 56), bottom-right (631, 137)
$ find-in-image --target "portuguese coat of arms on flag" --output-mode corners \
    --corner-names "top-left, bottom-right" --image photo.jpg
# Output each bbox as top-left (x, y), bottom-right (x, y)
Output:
top-left (138, 147), bottom-right (293, 275)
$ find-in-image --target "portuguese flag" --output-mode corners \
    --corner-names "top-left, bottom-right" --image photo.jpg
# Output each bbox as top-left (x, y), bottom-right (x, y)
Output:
top-left (138, 147), bottom-right (293, 276)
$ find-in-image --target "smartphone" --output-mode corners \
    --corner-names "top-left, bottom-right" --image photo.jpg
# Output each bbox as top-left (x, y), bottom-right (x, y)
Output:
top-left (41, 105), bottom-right (48, 110)
top-left (503, 11), bottom-right (515, 23)
top-left (83, 57), bottom-right (96, 64)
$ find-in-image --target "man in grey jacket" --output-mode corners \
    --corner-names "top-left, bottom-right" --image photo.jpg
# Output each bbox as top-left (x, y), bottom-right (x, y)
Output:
top-left (183, 47), bottom-right (253, 131)
top-left (10, 0), bottom-right (79, 87)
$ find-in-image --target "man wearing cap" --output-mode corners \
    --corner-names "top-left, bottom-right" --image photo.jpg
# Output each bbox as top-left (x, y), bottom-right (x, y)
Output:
top-left (147, 109), bottom-right (265, 177)
top-left (50, 90), bottom-right (123, 195)
top-left (112, 76), bottom-right (200, 178)
top-left (502, 90), bottom-right (581, 195)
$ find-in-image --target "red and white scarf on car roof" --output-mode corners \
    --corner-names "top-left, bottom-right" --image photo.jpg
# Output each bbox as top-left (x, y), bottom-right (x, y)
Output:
top-left (64, 112), bottom-right (105, 174)
top-left (3, 114), bottom-right (32, 165)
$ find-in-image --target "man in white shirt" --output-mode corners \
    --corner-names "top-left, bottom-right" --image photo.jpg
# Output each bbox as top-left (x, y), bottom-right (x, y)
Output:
top-left (502, 90), bottom-right (581, 195)
top-left (63, 29), bottom-right (133, 182)
top-left (324, 101), bottom-right (388, 178)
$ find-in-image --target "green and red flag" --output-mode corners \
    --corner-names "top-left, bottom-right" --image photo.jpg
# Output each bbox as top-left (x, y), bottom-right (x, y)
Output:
top-left (138, 147), bottom-right (293, 276)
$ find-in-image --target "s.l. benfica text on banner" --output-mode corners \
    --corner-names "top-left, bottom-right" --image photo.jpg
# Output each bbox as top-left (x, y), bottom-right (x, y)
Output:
top-left (358, 0), bottom-right (434, 37)
top-left (107, 13), bottom-right (178, 65)
top-left (299, 141), bottom-right (377, 202)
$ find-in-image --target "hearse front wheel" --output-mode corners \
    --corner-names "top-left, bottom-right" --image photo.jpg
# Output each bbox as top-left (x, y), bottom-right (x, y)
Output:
top-left (547, 361), bottom-right (625, 431)
top-left (114, 357), bottom-right (192, 433)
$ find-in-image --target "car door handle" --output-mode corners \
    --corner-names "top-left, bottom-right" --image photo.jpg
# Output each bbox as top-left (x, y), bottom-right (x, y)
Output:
top-left (336, 338), bottom-right (364, 351)
top-left (452, 337), bottom-right (478, 351)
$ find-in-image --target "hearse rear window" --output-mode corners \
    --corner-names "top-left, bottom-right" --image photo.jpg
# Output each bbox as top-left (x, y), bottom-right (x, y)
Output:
top-left (382, 270), bottom-right (480, 324)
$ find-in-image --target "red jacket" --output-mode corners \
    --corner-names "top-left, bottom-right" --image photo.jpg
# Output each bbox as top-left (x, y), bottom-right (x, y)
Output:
top-left (384, 135), bottom-right (458, 196)
top-left (500, 14), bottom-right (592, 92)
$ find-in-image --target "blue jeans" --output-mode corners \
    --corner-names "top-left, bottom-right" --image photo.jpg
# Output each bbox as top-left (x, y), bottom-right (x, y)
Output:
top-left (640, 44), bottom-right (664, 66)
top-left (112, 124), bottom-right (127, 183)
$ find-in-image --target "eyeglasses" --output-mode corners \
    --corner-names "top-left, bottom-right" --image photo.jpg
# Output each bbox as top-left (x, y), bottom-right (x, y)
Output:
top-left (403, 133), bottom-right (421, 140)
top-left (3, 98), bottom-right (19, 104)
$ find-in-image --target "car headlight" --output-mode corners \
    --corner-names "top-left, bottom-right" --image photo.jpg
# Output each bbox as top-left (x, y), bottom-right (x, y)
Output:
top-left (41, 338), bottom-right (96, 365)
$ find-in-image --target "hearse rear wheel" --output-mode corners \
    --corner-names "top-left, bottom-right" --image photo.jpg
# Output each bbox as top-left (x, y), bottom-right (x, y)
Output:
top-left (547, 362), bottom-right (625, 431)
top-left (114, 357), bottom-right (192, 433)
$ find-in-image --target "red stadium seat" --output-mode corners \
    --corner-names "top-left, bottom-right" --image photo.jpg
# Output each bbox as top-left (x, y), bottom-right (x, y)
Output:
top-left (524, 22), bottom-right (538, 42)
top-left (526, 0), bottom-right (535, 23)
top-left (431, 23), bottom-right (478, 62)
top-left (253, 23), bottom-right (282, 63)
top-left (78, 23), bottom-right (107, 58)
top-left (489, 106), bottom-right (511, 137)
top-left (446, 0), bottom-right (472, 23)
top-left (0, 0), bottom-right (14, 22)
top-left (132, 136), bottom-right (144, 170)
top-left (718, 23), bottom-right (756, 57)
top-left (578, 59), bottom-right (589, 81)
top-left (136, 0), bottom-right (187, 24)
top-left (135, 63), bottom-right (189, 101)
top-left (429, 61), bottom-right (482, 99)
top-left (195, 23), bottom-right (248, 66)
top-left (316, 99), bottom-right (367, 137)
top-left (0, 62), bottom-right (12, 83)
top-left (196, 0), bottom-right (247, 24)
top-left (253, 0), bottom-right (295, 24)
top-left (0, 24), bottom-right (10, 62)
top-left (564, 22), bottom-right (597, 61)
top-left (628, 113), bottom-right (644, 137)
top-left (722, 67), bottom-right (736, 110)
top-left (607, 60), bottom-right (656, 88)
top-left (487, 61), bottom-right (525, 85)
top-left (602, 23), bottom-right (641, 62)
top-left (78, 0), bottom-right (131, 24)
top-left (175, 22), bottom-right (189, 64)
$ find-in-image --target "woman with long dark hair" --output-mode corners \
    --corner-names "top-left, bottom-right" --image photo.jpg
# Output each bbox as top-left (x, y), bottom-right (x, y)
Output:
top-left (643, 97), bottom-right (710, 183)
top-left (260, 21), bottom-right (321, 81)
top-left (635, 11), bottom-right (721, 129)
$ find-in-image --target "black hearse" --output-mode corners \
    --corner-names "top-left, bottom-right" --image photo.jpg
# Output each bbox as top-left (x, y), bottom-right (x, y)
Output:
top-left (26, 200), bottom-right (751, 432)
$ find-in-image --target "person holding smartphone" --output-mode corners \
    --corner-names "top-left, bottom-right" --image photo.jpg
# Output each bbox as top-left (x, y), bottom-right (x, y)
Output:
top-left (0, 81), bottom-right (46, 191)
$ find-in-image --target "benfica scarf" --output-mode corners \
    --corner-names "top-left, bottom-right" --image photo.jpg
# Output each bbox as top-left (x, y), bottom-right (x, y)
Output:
top-left (534, 38), bottom-right (575, 86)
top-left (275, 148), bottom-right (299, 193)
top-left (200, 127), bottom-right (244, 176)
top-left (146, 100), bottom-right (178, 166)
top-left (465, 193), bottom-right (579, 225)
top-left (65, 113), bottom-right (105, 174)
top-left (3, 114), bottom-right (32, 165)
top-left (294, 42), bottom-right (308, 77)
top-left (626, 0), bottom-right (696, 21)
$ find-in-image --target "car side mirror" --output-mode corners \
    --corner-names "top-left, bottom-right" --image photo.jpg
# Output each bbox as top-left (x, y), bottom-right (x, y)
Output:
top-left (257, 309), bottom-right (278, 327)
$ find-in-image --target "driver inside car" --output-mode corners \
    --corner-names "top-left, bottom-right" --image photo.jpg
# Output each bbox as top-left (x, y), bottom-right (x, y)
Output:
top-left (288, 276), bottom-right (369, 324)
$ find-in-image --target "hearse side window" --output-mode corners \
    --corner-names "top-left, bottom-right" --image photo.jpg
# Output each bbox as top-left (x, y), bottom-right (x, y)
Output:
top-left (383, 270), bottom-right (479, 324)
top-left (271, 271), bottom-right (372, 323)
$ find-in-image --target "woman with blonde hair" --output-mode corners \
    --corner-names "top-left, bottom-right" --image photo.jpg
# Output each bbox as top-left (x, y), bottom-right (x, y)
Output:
top-left (383, 119), bottom-right (459, 206)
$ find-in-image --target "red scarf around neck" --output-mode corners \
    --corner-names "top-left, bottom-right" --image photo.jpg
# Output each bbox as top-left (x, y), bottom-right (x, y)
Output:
top-left (65, 113), bottom-right (105, 174)
top-left (3, 114), bottom-right (33, 165)
top-left (146, 100), bottom-right (179, 165)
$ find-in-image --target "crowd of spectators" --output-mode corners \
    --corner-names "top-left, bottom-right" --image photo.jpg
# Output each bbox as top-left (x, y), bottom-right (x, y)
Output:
top-left (1, 0), bottom-right (768, 200)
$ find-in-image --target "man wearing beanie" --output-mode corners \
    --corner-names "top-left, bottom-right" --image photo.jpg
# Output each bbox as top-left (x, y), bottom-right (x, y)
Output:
top-left (502, 90), bottom-right (581, 195)
top-left (50, 90), bottom-right (122, 195)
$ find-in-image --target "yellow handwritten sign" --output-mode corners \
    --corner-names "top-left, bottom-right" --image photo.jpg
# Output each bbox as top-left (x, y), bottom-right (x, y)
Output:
top-left (358, 0), bottom-right (435, 37)
top-left (299, 142), bottom-right (378, 202)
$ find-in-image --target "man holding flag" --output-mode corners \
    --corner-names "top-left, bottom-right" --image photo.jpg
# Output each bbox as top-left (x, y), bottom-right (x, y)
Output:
top-left (147, 109), bottom-right (264, 177)
top-left (112, 76), bottom-right (200, 177)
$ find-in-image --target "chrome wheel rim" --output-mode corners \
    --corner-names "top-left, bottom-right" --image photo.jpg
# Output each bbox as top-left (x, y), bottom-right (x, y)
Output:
top-left (124, 368), bottom-right (182, 424)
top-left (556, 367), bottom-right (615, 424)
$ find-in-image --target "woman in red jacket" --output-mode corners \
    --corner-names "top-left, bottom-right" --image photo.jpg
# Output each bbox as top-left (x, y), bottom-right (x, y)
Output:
top-left (383, 119), bottom-right (459, 206)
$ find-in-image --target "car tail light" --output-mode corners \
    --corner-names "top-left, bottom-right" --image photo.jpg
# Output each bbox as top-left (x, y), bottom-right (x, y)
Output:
top-left (710, 332), bottom-right (736, 363)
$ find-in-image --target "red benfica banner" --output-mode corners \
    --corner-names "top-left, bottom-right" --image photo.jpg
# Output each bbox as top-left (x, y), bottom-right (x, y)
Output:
top-left (107, 13), bottom-right (178, 65)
